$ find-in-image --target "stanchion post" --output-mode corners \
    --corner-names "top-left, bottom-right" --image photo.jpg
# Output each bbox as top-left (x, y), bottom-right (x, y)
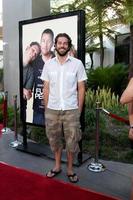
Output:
top-left (3, 91), bottom-right (8, 128)
top-left (87, 102), bottom-right (106, 172)
top-left (13, 95), bottom-right (17, 140)
top-left (1, 91), bottom-right (11, 134)
top-left (95, 101), bottom-right (100, 163)
top-left (9, 95), bottom-right (22, 148)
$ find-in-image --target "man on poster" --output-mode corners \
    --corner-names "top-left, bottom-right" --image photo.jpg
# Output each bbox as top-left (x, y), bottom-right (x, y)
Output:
top-left (32, 29), bottom-right (54, 125)
top-left (23, 42), bottom-right (41, 122)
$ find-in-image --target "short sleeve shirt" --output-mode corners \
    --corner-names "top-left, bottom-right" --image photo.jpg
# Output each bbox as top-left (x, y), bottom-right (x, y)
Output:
top-left (40, 56), bottom-right (87, 110)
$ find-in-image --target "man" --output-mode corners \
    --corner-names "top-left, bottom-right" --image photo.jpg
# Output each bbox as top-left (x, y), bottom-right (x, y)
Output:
top-left (41, 33), bottom-right (87, 183)
top-left (23, 42), bottom-right (41, 121)
top-left (32, 29), bottom-right (54, 125)
top-left (120, 78), bottom-right (133, 140)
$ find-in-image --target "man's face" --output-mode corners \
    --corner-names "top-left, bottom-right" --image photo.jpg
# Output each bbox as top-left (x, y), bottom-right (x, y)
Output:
top-left (40, 33), bottom-right (53, 56)
top-left (30, 45), bottom-right (40, 61)
top-left (25, 44), bottom-right (40, 63)
top-left (55, 36), bottom-right (70, 56)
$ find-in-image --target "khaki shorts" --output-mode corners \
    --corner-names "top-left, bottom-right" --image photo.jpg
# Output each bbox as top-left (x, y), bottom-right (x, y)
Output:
top-left (45, 108), bottom-right (82, 153)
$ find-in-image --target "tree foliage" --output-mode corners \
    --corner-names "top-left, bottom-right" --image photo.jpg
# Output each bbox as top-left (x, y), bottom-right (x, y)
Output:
top-left (51, 0), bottom-right (133, 68)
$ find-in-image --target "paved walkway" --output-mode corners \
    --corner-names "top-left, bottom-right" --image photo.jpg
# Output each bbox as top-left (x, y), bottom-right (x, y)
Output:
top-left (0, 131), bottom-right (133, 200)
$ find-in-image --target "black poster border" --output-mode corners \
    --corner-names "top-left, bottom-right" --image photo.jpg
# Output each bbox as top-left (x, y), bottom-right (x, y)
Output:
top-left (17, 10), bottom-right (90, 165)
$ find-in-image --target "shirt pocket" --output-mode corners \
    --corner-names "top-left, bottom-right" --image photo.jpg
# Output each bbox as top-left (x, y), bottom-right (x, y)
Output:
top-left (66, 72), bottom-right (76, 86)
top-left (49, 72), bottom-right (57, 85)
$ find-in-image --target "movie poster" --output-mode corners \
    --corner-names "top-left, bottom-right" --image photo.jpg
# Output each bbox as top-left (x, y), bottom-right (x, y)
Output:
top-left (19, 10), bottom-right (85, 126)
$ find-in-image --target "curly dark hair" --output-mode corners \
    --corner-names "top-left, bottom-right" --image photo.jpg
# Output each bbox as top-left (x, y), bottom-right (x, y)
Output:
top-left (55, 33), bottom-right (72, 48)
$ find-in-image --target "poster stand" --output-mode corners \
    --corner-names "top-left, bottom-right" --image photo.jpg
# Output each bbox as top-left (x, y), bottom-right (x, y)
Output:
top-left (16, 10), bottom-right (91, 166)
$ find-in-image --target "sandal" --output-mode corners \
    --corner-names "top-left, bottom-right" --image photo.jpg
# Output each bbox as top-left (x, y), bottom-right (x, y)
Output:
top-left (46, 169), bottom-right (62, 178)
top-left (67, 173), bottom-right (79, 183)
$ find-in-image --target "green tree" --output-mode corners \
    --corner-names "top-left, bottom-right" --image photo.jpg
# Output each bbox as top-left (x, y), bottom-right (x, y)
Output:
top-left (86, 43), bottom-right (100, 69)
top-left (51, 0), bottom-right (121, 67)
top-left (122, 0), bottom-right (133, 78)
top-left (112, 0), bottom-right (133, 77)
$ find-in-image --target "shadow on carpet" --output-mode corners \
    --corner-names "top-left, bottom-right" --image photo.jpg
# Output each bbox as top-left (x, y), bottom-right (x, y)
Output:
top-left (0, 162), bottom-right (121, 200)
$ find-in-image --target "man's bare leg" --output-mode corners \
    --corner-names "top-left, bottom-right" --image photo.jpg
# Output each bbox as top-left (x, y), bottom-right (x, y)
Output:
top-left (54, 148), bottom-right (62, 171)
top-left (46, 148), bottom-right (62, 177)
top-left (67, 151), bottom-right (79, 182)
top-left (67, 151), bottom-right (74, 174)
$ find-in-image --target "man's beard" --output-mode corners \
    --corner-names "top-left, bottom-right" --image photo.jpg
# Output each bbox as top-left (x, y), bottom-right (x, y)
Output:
top-left (55, 47), bottom-right (70, 56)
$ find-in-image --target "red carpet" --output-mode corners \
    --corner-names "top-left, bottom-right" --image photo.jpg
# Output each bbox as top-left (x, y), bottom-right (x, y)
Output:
top-left (0, 162), bottom-right (121, 200)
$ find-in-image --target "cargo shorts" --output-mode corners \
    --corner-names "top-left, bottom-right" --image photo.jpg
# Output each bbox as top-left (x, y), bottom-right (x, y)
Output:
top-left (45, 108), bottom-right (82, 153)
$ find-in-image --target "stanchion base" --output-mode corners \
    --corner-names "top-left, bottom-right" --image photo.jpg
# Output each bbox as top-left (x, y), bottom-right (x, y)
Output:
top-left (9, 140), bottom-right (22, 148)
top-left (1, 127), bottom-right (12, 134)
top-left (87, 162), bottom-right (106, 172)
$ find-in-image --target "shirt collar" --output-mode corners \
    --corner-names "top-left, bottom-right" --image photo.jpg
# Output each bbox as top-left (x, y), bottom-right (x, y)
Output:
top-left (54, 55), bottom-right (72, 63)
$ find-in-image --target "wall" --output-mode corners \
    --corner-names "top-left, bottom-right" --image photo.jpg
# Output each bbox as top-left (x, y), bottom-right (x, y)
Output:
top-left (3, 0), bottom-right (50, 104)
top-left (86, 24), bottom-right (130, 69)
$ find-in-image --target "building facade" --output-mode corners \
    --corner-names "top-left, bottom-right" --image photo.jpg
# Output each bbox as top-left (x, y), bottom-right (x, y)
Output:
top-left (2, 0), bottom-right (50, 103)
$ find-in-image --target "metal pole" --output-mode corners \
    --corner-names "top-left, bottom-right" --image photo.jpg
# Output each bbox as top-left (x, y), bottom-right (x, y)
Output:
top-left (3, 91), bottom-right (8, 128)
top-left (13, 95), bottom-right (17, 140)
top-left (22, 98), bottom-right (28, 147)
top-left (1, 91), bottom-right (11, 134)
top-left (9, 95), bottom-right (22, 148)
top-left (87, 102), bottom-right (105, 172)
top-left (95, 101), bottom-right (100, 163)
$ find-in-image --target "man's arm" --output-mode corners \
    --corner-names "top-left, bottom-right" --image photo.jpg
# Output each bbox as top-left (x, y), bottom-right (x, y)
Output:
top-left (23, 65), bottom-right (34, 90)
top-left (120, 79), bottom-right (133, 140)
top-left (120, 78), bottom-right (133, 104)
top-left (120, 78), bottom-right (133, 140)
top-left (77, 81), bottom-right (86, 113)
top-left (128, 102), bottom-right (133, 125)
top-left (43, 81), bottom-right (49, 108)
top-left (128, 102), bottom-right (133, 140)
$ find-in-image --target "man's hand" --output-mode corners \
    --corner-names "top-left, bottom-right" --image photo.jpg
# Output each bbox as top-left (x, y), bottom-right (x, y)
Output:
top-left (23, 88), bottom-right (32, 100)
top-left (128, 128), bottom-right (133, 140)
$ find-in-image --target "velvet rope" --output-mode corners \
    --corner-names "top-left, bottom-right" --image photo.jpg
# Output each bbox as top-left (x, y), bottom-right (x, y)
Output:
top-left (102, 108), bottom-right (129, 125)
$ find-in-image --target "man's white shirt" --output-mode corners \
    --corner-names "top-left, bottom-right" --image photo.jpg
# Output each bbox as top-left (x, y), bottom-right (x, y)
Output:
top-left (40, 56), bottom-right (87, 110)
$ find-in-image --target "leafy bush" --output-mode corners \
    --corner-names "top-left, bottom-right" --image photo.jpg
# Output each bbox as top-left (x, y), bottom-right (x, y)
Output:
top-left (0, 68), bottom-right (3, 83)
top-left (84, 87), bottom-right (132, 163)
top-left (7, 106), bottom-right (17, 127)
top-left (0, 93), bottom-right (4, 122)
top-left (86, 63), bottom-right (129, 96)
top-left (85, 87), bottom-right (126, 111)
top-left (28, 126), bottom-right (48, 144)
top-left (0, 102), bottom-right (20, 129)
